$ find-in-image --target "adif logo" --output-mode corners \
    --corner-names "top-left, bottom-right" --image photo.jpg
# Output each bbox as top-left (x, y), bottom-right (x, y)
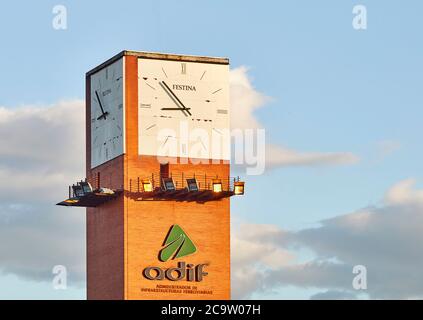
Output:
top-left (159, 224), bottom-right (197, 261)
top-left (143, 225), bottom-right (208, 282)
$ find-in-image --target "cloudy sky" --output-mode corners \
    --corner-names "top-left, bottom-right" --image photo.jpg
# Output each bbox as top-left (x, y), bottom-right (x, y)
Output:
top-left (1, 1), bottom-right (423, 299)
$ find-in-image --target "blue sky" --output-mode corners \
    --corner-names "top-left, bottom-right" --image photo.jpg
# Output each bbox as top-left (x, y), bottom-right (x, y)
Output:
top-left (1, 0), bottom-right (423, 299)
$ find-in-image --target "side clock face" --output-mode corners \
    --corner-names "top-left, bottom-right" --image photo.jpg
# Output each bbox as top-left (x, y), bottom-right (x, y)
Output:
top-left (138, 58), bottom-right (230, 160)
top-left (90, 58), bottom-right (124, 168)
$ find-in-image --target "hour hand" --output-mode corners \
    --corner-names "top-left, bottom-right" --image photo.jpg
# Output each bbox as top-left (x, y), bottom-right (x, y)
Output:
top-left (97, 112), bottom-right (109, 120)
top-left (161, 107), bottom-right (191, 111)
top-left (159, 81), bottom-right (192, 116)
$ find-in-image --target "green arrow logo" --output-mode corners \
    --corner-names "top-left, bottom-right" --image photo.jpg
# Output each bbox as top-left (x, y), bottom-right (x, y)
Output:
top-left (159, 225), bottom-right (197, 262)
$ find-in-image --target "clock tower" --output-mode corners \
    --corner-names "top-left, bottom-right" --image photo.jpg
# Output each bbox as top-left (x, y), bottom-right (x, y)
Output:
top-left (59, 51), bottom-right (244, 300)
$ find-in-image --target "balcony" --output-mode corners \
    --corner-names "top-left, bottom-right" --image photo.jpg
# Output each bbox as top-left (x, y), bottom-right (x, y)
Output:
top-left (127, 172), bottom-right (244, 202)
top-left (57, 172), bottom-right (244, 207)
top-left (56, 180), bottom-right (123, 207)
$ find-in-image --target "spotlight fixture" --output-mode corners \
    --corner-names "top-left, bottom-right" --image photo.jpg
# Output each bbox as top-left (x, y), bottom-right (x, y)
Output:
top-left (142, 179), bottom-right (153, 192)
top-left (162, 177), bottom-right (176, 191)
top-left (234, 181), bottom-right (245, 195)
top-left (80, 181), bottom-right (93, 194)
top-left (186, 178), bottom-right (199, 192)
top-left (212, 179), bottom-right (222, 193)
top-left (72, 184), bottom-right (85, 197)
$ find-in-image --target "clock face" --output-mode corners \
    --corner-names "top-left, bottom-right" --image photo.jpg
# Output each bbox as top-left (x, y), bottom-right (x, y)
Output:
top-left (138, 58), bottom-right (230, 160)
top-left (90, 58), bottom-right (125, 168)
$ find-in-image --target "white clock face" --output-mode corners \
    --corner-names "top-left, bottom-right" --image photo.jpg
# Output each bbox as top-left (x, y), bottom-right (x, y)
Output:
top-left (90, 58), bottom-right (125, 168)
top-left (138, 58), bottom-right (230, 160)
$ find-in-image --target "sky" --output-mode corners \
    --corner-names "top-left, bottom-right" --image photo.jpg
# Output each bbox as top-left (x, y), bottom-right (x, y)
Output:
top-left (0, 0), bottom-right (423, 299)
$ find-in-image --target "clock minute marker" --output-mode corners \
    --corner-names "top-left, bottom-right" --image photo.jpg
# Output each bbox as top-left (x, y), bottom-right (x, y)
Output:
top-left (211, 88), bottom-right (222, 95)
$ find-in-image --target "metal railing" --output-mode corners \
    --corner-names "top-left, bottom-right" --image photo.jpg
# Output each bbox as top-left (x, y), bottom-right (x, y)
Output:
top-left (129, 171), bottom-right (241, 193)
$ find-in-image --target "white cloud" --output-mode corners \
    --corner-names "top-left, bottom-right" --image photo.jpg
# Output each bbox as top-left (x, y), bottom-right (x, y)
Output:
top-left (231, 179), bottom-right (423, 299)
top-left (229, 66), bottom-right (269, 130)
top-left (231, 223), bottom-right (294, 299)
top-left (229, 67), bottom-right (360, 169)
top-left (384, 178), bottom-right (423, 205)
top-left (265, 144), bottom-right (359, 168)
top-left (0, 100), bottom-right (86, 284)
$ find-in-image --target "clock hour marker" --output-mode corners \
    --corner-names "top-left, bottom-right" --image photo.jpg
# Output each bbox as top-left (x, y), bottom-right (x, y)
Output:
top-left (161, 67), bottom-right (168, 78)
top-left (145, 124), bottom-right (156, 131)
top-left (200, 70), bottom-right (206, 80)
top-left (181, 63), bottom-right (186, 75)
top-left (212, 88), bottom-right (222, 95)
top-left (140, 103), bottom-right (152, 108)
top-left (217, 109), bottom-right (228, 114)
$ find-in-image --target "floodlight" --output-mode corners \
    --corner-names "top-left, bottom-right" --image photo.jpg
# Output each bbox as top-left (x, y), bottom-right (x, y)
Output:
top-left (234, 181), bottom-right (245, 195)
top-left (142, 180), bottom-right (153, 192)
top-left (72, 184), bottom-right (85, 197)
top-left (212, 179), bottom-right (222, 193)
top-left (98, 188), bottom-right (114, 195)
top-left (186, 178), bottom-right (199, 192)
top-left (80, 181), bottom-right (93, 194)
top-left (162, 178), bottom-right (176, 191)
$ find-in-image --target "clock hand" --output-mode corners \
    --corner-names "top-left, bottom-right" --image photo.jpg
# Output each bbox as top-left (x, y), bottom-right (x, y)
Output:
top-left (160, 81), bottom-right (192, 116)
top-left (159, 82), bottom-right (189, 117)
top-left (161, 107), bottom-right (192, 111)
top-left (95, 90), bottom-right (109, 120)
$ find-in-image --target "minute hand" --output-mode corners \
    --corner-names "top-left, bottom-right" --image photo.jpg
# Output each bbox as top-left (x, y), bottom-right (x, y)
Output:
top-left (95, 90), bottom-right (109, 120)
top-left (161, 81), bottom-right (192, 116)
